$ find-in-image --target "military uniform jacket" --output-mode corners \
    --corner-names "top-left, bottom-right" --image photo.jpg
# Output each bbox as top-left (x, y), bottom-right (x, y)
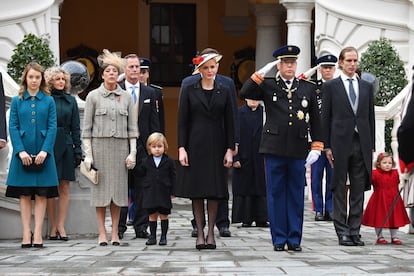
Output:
top-left (240, 77), bottom-right (322, 159)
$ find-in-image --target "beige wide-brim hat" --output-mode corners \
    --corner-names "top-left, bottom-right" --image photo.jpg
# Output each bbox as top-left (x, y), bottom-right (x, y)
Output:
top-left (192, 53), bottom-right (223, 75)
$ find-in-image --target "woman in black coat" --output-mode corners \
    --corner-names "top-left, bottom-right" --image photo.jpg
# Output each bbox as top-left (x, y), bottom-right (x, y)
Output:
top-left (232, 100), bottom-right (268, 227)
top-left (177, 52), bottom-right (235, 249)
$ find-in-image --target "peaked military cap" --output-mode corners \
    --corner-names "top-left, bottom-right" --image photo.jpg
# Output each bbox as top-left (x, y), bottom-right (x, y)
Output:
top-left (316, 54), bottom-right (337, 66)
top-left (272, 45), bottom-right (300, 59)
top-left (139, 57), bottom-right (152, 69)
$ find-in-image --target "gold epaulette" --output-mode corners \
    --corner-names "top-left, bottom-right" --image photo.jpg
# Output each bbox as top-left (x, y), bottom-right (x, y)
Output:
top-left (251, 72), bottom-right (264, 85)
top-left (311, 141), bottom-right (324, 151)
top-left (150, 84), bottom-right (163, 90)
top-left (299, 78), bottom-right (316, 85)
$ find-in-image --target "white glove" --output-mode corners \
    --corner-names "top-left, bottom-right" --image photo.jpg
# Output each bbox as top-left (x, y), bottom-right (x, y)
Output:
top-left (305, 150), bottom-right (321, 167)
top-left (126, 138), bottom-right (137, 170)
top-left (82, 138), bottom-right (93, 171)
top-left (257, 60), bottom-right (280, 77)
top-left (399, 180), bottom-right (406, 191)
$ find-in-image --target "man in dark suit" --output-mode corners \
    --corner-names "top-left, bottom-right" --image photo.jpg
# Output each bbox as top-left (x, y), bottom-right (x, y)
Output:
top-left (310, 54), bottom-right (337, 222)
top-left (321, 46), bottom-right (375, 246)
top-left (0, 73), bottom-right (6, 149)
top-left (118, 54), bottom-right (160, 240)
top-left (138, 57), bottom-right (165, 134)
top-left (181, 47), bottom-right (239, 238)
top-left (240, 45), bottom-right (324, 252)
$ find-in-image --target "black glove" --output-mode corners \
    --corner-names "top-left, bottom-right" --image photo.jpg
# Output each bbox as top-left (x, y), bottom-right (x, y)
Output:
top-left (74, 153), bottom-right (82, 168)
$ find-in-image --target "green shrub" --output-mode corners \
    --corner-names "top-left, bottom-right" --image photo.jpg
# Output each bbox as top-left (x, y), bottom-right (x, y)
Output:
top-left (7, 33), bottom-right (56, 83)
top-left (359, 38), bottom-right (408, 152)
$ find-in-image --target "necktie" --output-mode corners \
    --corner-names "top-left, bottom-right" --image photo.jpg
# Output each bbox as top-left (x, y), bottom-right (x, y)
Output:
top-left (348, 79), bottom-right (356, 104)
top-left (131, 85), bottom-right (137, 104)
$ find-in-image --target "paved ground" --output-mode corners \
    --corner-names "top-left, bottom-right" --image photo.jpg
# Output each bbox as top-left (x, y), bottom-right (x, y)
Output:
top-left (1, 196), bottom-right (414, 275)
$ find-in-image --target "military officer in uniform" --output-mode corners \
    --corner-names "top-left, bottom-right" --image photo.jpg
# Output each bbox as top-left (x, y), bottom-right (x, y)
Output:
top-left (138, 57), bottom-right (166, 134)
top-left (310, 54), bottom-right (337, 221)
top-left (240, 45), bottom-right (324, 252)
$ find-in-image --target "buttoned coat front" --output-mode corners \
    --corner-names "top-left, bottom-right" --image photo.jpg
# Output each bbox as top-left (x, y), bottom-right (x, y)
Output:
top-left (7, 90), bottom-right (58, 187)
top-left (135, 154), bottom-right (176, 210)
top-left (82, 84), bottom-right (138, 207)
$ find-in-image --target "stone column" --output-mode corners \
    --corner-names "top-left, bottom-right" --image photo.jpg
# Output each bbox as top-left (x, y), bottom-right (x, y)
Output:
top-left (50, 0), bottom-right (64, 64)
top-left (280, 0), bottom-right (314, 74)
top-left (252, 4), bottom-right (283, 71)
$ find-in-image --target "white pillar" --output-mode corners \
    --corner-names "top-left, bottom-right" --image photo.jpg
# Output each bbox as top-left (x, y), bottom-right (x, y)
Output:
top-left (280, 0), bottom-right (314, 74)
top-left (50, 0), bottom-right (64, 64)
top-left (252, 4), bottom-right (283, 70)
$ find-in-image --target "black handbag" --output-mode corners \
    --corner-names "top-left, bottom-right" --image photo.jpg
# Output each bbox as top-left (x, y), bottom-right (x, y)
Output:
top-left (22, 155), bottom-right (45, 172)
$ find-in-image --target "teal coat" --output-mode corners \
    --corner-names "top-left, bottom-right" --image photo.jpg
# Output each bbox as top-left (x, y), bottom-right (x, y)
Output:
top-left (6, 90), bottom-right (58, 187)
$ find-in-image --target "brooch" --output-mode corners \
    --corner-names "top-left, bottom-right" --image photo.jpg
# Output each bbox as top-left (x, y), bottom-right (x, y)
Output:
top-left (297, 110), bottom-right (304, 120)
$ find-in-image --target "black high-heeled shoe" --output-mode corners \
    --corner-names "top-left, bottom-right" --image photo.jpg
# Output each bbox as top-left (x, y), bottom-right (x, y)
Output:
top-left (205, 235), bottom-right (216, 250)
top-left (195, 243), bottom-right (206, 250)
top-left (49, 231), bottom-right (58, 240)
top-left (21, 232), bottom-right (33, 248)
top-left (195, 237), bottom-right (206, 250)
top-left (57, 231), bottom-right (69, 241)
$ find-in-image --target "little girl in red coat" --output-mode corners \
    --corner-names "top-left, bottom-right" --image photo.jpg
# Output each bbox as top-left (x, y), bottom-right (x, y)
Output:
top-left (362, 152), bottom-right (410, 244)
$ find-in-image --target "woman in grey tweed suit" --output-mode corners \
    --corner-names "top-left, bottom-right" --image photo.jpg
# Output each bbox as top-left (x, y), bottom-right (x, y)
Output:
top-left (82, 50), bottom-right (138, 246)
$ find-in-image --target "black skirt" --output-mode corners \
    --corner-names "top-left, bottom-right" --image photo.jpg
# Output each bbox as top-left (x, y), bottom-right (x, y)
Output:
top-left (6, 186), bottom-right (59, 199)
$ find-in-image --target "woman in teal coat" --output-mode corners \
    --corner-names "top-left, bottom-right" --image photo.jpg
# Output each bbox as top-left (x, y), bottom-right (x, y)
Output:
top-left (6, 62), bottom-right (59, 248)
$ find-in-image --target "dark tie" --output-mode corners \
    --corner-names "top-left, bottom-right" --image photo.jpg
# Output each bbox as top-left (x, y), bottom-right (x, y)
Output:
top-left (348, 79), bottom-right (356, 104)
top-left (285, 80), bottom-right (291, 85)
top-left (131, 86), bottom-right (137, 104)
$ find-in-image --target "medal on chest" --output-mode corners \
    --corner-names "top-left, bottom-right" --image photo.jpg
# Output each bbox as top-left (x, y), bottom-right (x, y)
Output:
top-left (301, 96), bottom-right (308, 108)
top-left (282, 87), bottom-right (297, 99)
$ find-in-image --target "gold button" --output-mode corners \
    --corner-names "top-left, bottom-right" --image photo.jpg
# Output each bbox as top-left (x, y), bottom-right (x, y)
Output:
top-left (289, 122), bottom-right (292, 126)
top-left (31, 119), bottom-right (35, 123)
top-left (289, 106), bottom-right (292, 110)
top-left (289, 100), bottom-right (292, 103)
top-left (32, 111), bottom-right (35, 116)
top-left (31, 104), bottom-right (35, 108)
top-left (31, 97), bottom-right (35, 101)
top-left (289, 114), bottom-right (293, 117)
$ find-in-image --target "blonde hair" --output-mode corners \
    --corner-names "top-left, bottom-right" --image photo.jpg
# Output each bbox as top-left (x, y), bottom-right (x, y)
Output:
top-left (44, 66), bottom-right (71, 93)
top-left (18, 62), bottom-right (49, 99)
top-left (146, 132), bottom-right (168, 154)
top-left (97, 49), bottom-right (126, 73)
top-left (375, 152), bottom-right (395, 169)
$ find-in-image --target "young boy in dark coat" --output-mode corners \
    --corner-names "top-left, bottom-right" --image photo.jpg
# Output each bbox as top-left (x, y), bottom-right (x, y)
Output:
top-left (134, 132), bottom-right (176, 246)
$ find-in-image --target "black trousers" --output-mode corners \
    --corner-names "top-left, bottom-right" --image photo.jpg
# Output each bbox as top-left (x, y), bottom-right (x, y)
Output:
top-left (119, 172), bottom-right (148, 235)
top-left (332, 133), bottom-right (368, 237)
